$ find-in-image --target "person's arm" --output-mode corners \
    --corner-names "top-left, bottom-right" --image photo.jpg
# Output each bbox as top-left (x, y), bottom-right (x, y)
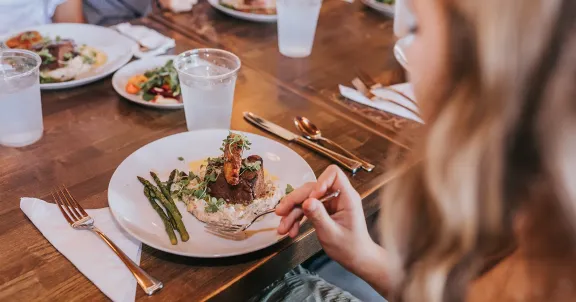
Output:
top-left (276, 165), bottom-right (391, 297)
top-left (53, 0), bottom-right (85, 23)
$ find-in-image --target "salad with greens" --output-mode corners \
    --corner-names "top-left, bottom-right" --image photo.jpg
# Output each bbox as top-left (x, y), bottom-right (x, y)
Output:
top-left (125, 59), bottom-right (182, 105)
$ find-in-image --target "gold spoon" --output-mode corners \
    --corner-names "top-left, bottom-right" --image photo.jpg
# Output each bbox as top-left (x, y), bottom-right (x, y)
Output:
top-left (294, 116), bottom-right (375, 172)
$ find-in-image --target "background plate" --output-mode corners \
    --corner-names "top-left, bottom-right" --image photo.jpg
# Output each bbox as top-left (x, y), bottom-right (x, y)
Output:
top-left (1, 23), bottom-right (137, 90)
top-left (112, 55), bottom-right (183, 110)
top-left (208, 0), bottom-right (277, 23)
top-left (360, 0), bottom-right (395, 16)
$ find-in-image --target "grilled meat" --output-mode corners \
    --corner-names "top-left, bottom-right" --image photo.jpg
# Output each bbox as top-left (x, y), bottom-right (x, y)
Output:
top-left (223, 133), bottom-right (243, 185)
top-left (208, 155), bottom-right (266, 205)
top-left (32, 39), bottom-right (76, 71)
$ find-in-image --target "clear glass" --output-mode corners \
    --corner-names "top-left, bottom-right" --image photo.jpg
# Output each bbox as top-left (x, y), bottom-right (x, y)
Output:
top-left (0, 49), bottom-right (43, 147)
top-left (277, 0), bottom-right (322, 58)
top-left (173, 49), bottom-right (241, 131)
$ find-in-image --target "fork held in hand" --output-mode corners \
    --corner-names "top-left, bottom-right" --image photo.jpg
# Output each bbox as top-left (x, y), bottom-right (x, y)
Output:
top-left (205, 190), bottom-right (341, 235)
top-left (52, 185), bottom-right (163, 295)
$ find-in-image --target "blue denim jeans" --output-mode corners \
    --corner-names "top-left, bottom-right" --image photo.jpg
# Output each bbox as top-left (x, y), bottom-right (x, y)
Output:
top-left (250, 266), bottom-right (362, 302)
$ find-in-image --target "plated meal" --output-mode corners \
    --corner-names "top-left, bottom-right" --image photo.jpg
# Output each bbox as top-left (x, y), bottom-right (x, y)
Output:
top-left (1, 23), bottom-right (136, 90)
top-left (112, 55), bottom-right (183, 109)
top-left (136, 132), bottom-right (292, 245)
top-left (125, 59), bottom-right (181, 105)
top-left (220, 0), bottom-right (276, 15)
top-left (108, 129), bottom-right (315, 257)
top-left (5, 31), bottom-right (107, 84)
top-left (208, 0), bottom-right (277, 22)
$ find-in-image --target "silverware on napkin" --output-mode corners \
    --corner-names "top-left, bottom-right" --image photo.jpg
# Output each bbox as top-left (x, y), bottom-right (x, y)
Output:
top-left (52, 186), bottom-right (163, 296)
top-left (352, 71), bottom-right (421, 119)
top-left (243, 112), bottom-right (362, 173)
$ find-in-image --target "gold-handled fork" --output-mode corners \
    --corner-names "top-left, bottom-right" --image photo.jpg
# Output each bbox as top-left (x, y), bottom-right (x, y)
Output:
top-left (355, 68), bottom-right (418, 106)
top-left (205, 190), bottom-right (341, 236)
top-left (52, 185), bottom-right (163, 295)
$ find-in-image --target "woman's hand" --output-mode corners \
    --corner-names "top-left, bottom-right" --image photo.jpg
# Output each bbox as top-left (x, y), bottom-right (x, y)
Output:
top-left (276, 165), bottom-right (391, 296)
top-left (276, 165), bottom-right (375, 270)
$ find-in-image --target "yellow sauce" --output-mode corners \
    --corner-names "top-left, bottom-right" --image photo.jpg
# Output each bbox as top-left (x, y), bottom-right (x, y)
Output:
top-left (264, 168), bottom-right (279, 181)
top-left (188, 159), bottom-right (207, 172)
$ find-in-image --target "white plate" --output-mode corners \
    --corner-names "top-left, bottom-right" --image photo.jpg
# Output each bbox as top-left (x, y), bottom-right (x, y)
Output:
top-left (208, 0), bottom-right (277, 23)
top-left (112, 55), bottom-right (183, 110)
top-left (108, 129), bottom-right (316, 257)
top-left (394, 37), bottom-right (409, 70)
top-left (1, 23), bottom-right (137, 90)
top-left (361, 0), bottom-right (395, 16)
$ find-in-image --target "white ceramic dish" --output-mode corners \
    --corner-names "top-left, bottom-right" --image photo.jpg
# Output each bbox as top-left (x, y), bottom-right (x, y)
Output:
top-left (208, 0), bottom-right (277, 23)
top-left (360, 0), bottom-right (395, 17)
top-left (112, 55), bottom-right (183, 110)
top-left (108, 129), bottom-right (316, 257)
top-left (394, 35), bottom-right (411, 70)
top-left (1, 23), bottom-right (137, 90)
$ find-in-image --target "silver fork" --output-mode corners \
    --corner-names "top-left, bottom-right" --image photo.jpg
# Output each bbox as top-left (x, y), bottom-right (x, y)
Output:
top-left (52, 185), bottom-right (163, 295)
top-left (205, 190), bottom-right (341, 235)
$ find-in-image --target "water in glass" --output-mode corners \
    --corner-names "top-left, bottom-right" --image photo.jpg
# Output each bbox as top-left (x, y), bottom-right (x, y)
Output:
top-left (277, 0), bottom-right (322, 58)
top-left (174, 49), bottom-right (240, 131)
top-left (0, 50), bottom-right (43, 147)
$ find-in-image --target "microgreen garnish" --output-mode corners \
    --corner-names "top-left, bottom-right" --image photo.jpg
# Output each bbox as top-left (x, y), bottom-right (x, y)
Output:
top-left (205, 197), bottom-right (226, 213)
top-left (82, 54), bottom-right (95, 64)
top-left (285, 184), bottom-right (294, 195)
top-left (37, 49), bottom-right (55, 65)
top-left (178, 157), bottom-right (184, 161)
top-left (20, 32), bottom-right (36, 41)
top-left (241, 160), bottom-right (261, 174)
top-left (207, 156), bottom-right (224, 166)
top-left (220, 132), bottom-right (251, 153)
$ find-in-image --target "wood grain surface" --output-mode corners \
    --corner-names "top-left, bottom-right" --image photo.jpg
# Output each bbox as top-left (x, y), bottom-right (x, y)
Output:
top-left (0, 5), bottom-right (415, 301)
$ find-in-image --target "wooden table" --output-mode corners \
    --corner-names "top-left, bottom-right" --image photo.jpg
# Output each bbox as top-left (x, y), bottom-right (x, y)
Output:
top-left (0, 3), bottom-right (410, 301)
top-left (152, 0), bottom-right (415, 146)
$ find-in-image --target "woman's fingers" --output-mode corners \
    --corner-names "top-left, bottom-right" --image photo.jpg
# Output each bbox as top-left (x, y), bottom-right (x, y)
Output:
top-left (288, 220), bottom-right (300, 238)
top-left (310, 165), bottom-right (354, 199)
top-left (276, 182), bottom-right (315, 216)
top-left (302, 198), bottom-right (337, 235)
top-left (278, 207), bottom-right (304, 235)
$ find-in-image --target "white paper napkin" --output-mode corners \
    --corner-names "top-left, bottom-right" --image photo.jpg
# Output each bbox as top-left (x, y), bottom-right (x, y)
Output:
top-left (114, 23), bottom-right (176, 59)
top-left (21, 198), bottom-right (142, 302)
top-left (339, 83), bottom-right (424, 123)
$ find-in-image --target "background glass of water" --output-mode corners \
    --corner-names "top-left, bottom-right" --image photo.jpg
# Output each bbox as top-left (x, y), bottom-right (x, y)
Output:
top-left (277, 0), bottom-right (323, 58)
top-left (0, 49), bottom-right (43, 147)
top-left (174, 49), bottom-right (241, 131)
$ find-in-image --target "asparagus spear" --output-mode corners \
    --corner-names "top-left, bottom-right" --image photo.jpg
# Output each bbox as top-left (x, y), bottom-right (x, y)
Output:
top-left (144, 187), bottom-right (177, 245)
top-left (149, 189), bottom-right (177, 230)
top-left (167, 169), bottom-right (177, 195)
top-left (150, 171), bottom-right (182, 218)
top-left (138, 176), bottom-right (190, 242)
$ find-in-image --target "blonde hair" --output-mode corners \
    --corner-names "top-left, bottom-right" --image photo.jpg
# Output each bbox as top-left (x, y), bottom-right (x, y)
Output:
top-left (381, 0), bottom-right (576, 301)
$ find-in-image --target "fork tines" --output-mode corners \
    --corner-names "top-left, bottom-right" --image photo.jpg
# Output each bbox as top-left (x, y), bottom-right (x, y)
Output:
top-left (52, 185), bottom-right (89, 225)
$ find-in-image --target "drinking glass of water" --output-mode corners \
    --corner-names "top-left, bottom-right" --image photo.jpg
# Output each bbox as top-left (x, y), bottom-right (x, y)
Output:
top-left (276, 0), bottom-right (323, 58)
top-left (173, 49), bottom-right (241, 131)
top-left (0, 49), bottom-right (43, 147)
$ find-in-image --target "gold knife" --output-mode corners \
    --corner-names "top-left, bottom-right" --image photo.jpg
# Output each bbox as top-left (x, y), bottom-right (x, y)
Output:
top-left (243, 112), bottom-right (362, 173)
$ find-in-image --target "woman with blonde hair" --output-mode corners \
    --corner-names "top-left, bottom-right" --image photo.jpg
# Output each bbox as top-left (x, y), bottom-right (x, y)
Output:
top-left (260, 0), bottom-right (576, 300)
